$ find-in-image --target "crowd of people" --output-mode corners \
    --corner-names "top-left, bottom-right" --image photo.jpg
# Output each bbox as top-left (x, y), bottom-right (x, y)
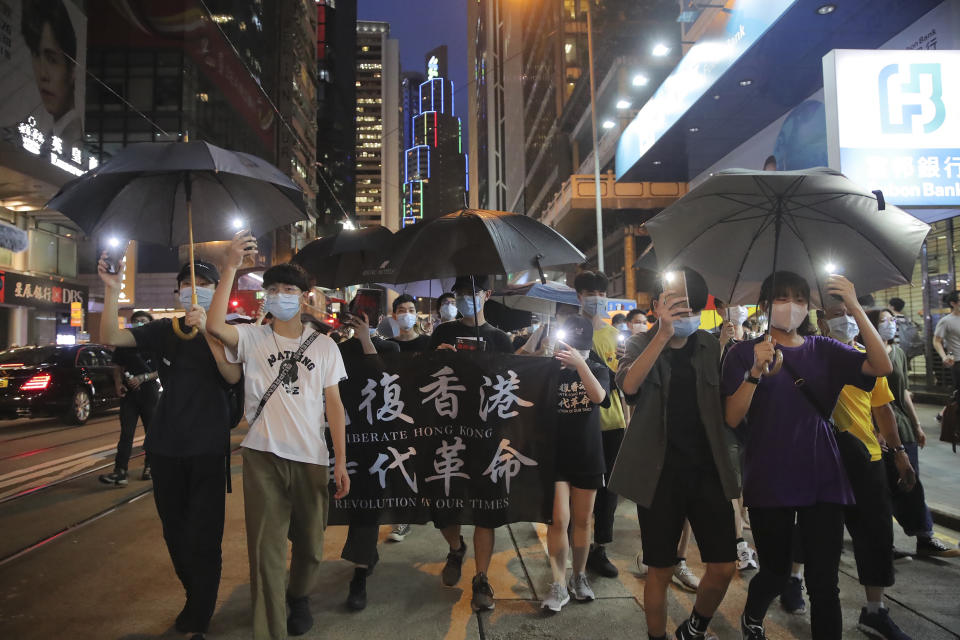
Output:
top-left (93, 230), bottom-right (960, 640)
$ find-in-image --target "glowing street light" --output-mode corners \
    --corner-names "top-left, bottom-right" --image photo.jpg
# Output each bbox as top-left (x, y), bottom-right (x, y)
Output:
top-left (602, 120), bottom-right (616, 130)
top-left (616, 99), bottom-right (631, 109)
top-left (632, 73), bottom-right (649, 87)
top-left (652, 43), bottom-right (670, 57)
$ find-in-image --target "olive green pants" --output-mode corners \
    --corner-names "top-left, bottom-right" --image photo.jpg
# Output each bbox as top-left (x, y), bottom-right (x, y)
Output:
top-left (242, 447), bottom-right (328, 640)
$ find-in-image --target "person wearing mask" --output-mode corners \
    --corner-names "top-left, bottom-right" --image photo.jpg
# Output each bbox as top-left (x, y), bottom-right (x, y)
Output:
top-left (428, 275), bottom-right (512, 612)
top-left (612, 267), bottom-right (739, 640)
top-left (611, 313), bottom-right (628, 332)
top-left (437, 292), bottom-right (458, 324)
top-left (817, 306), bottom-right (918, 639)
top-left (99, 255), bottom-right (241, 640)
top-left (573, 271), bottom-right (627, 579)
top-left (99, 310), bottom-right (161, 486)
top-left (873, 310), bottom-right (960, 559)
top-left (540, 315), bottom-right (610, 612)
top-left (625, 308), bottom-right (649, 335)
top-left (722, 271), bottom-right (891, 640)
top-left (206, 235), bottom-right (350, 640)
top-left (389, 294), bottom-right (431, 352)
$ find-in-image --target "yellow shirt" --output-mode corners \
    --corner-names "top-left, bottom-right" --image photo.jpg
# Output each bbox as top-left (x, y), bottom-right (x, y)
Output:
top-left (593, 323), bottom-right (626, 432)
top-left (831, 345), bottom-right (894, 462)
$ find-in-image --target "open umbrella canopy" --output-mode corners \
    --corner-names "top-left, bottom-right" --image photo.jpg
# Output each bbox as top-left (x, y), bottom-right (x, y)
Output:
top-left (494, 281), bottom-right (580, 314)
top-left (46, 140), bottom-right (307, 246)
top-left (292, 226), bottom-right (393, 288)
top-left (646, 168), bottom-right (931, 306)
top-left (379, 279), bottom-right (456, 299)
top-left (366, 209), bottom-right (585, 283)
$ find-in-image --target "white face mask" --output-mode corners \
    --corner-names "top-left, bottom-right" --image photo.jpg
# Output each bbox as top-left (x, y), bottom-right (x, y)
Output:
top-left (631, 321), bottom-right (648, 334)
top-left (878, 318), bottom-right (897, 342)
top-left (178, 286), bottom-right (214, 311)
top-left (724, 305), bottom-right (749, 326)
top-left (439, 302), bottom-right (458, 321)
top-left (396, 312), bottom-right (417, 331)
top-left (827, 315), bottom-right (859, 343)
top-left (770, 301), bottom-right (808, 332)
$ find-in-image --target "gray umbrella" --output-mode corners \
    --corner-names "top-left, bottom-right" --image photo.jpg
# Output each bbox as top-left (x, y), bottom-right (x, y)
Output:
top-left (645, 167), bottom-right (931, 306)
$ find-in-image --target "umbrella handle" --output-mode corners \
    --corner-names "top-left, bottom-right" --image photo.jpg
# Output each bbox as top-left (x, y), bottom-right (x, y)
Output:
top-left (760, 336), bottom-right (784, 376)
top-left (173, 317), bottom-right (199, 340)
top-left (175, 172), bottom-right (199, 341)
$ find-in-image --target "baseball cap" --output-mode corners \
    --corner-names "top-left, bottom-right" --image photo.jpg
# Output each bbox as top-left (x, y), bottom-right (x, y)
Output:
top-left (452, 274), bottom-right (490, 292)
top-left (177, 261), bottom-right (221, 287)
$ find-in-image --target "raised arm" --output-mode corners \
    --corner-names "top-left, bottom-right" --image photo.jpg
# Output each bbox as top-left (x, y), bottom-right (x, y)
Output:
top-left (827, 275), bottom-right (892, 377)
top-left (555, 342), bottom-right (606, 404)
top-left (206, 232), bottom-right (256, 351)
top-left (97, 249), bottom-right (137, 347)
top-left (619, 292), bottom-right (688, 396)
top-left (204, 333), bottom-right (243, 385)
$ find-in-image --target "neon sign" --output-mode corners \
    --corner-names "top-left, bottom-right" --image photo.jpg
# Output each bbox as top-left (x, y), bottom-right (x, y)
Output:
top-left (427, 55), bottom-right (439, 80)
top-left (17, 117), bottom-right (97, 177)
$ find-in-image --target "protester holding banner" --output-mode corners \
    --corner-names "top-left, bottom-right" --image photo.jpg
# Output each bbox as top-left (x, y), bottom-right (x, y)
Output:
top-left (540, 315), bottom-right (610, 612)
top-left (207, 234), bottom-right (350, 640)
top-left (611, 267), bottom-right (739, 640)
top-left (572, 271), bottom-right (627, 579)
top-left (428, 275), bottom-right (512, 612)
top-left (722, 272), bottom-right (891, 640)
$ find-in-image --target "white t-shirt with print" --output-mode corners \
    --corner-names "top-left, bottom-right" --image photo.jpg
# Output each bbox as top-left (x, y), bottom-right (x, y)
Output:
top-left (227, 324), bottom-right (347, 465)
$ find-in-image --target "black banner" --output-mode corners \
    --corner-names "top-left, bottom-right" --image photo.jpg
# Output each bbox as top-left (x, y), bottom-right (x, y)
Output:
top-left (329, 352), bottom-right (560, 528)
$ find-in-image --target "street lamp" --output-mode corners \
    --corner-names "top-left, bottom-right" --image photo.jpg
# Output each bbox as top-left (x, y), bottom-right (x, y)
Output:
top-left (652, 43), bottom-right (670, 57)
top-left (632, 73), bottom-right (649, 87)
top-left (585, 0), bottom-right (605, 272)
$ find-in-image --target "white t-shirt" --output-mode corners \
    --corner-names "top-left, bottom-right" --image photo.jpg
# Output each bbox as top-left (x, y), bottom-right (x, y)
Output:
top-left (227, 324), bottom-right (347, 465)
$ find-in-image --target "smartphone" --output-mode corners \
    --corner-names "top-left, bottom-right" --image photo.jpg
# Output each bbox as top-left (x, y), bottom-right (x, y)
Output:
top-left (349, 288), bottom-right (383, 324)
top-left (100, 241), bottom-right (126, 275)
top-left (662, 271), bottom-right (689, 307)
top-left (238, 229), bottom-right (258, 269)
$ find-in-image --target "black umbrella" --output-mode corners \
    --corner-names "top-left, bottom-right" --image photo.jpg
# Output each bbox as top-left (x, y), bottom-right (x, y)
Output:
top-left (46, 139), bottom-right (307, 339)
top-left (292, 226), bottom-right (393, 288)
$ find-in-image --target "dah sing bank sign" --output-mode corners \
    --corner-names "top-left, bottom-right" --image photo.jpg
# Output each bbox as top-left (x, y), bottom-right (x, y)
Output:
top-left (824, 49), bottom-right (960, 207)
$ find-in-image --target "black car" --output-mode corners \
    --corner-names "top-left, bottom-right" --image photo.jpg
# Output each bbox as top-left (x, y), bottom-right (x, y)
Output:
top-left (0, 344), bottom-right (123, 425)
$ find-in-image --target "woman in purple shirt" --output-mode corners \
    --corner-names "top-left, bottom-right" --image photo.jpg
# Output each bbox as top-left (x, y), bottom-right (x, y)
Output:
top-left (722, 271), bottom-right (892, 640)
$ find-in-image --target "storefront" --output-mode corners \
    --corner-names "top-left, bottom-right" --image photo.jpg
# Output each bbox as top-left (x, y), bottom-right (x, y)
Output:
top-left (0, 269), bottom-right (88, 348)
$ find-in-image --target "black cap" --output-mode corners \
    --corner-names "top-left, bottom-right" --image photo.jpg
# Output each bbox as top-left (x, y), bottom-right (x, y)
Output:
top-left (177, 261), bottom-right (220, 287)
top-left (452, 274), bottom-right (490, 292)
top-left (561, 315), bottom-right (593, 351)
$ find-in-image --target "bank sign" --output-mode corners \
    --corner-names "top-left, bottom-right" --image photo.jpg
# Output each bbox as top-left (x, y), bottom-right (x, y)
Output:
top-left (824, 49), bottom-right (960, 206)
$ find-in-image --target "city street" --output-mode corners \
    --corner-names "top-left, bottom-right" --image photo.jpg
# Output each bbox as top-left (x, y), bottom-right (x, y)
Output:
top-left (0, 405), bottom-right (957, 640)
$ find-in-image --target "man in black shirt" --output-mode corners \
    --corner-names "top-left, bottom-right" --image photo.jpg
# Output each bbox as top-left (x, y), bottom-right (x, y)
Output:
top-left (99, 252), bottom-right (242, 640)
top-left (99, 310), bottom-right (161, 486)
top-left (390, 294), bottom-right (431, 352)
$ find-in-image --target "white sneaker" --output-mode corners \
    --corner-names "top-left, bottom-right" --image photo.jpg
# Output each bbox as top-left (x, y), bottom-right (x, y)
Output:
top-left (567, 572), bottom-right (596, 601)
top-left (673, 560), bottom-right (700, 592)
top-left (635, 552), bottom-right (648, 577)
top-left (737, 541), bottom-right (758, 571)
top-left (541, 582), bottom-right (570, 612)
top-left (389, 524), bottom-right (411, 541)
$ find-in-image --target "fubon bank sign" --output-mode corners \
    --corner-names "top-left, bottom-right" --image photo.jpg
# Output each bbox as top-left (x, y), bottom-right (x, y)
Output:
top-left (825, 49), bottom-right (960, 206)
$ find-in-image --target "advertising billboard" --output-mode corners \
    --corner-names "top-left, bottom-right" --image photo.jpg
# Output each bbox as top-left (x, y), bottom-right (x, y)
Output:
top-left (0, 0), bottom-right (87, 150)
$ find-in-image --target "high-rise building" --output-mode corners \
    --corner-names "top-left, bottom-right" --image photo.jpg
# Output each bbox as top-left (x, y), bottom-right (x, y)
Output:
top-left (355, 21), bottom-right (400, 230)
top-left (401, 46), bottom-right (467, 227)
top-left (317, 0), bottom-right (358, 229)
top-left (401, 71), bottom-right (426, 152)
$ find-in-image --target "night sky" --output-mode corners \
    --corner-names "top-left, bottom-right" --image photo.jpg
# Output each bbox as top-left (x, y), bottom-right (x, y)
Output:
top-left (358, 0), bottom-right (469, 115)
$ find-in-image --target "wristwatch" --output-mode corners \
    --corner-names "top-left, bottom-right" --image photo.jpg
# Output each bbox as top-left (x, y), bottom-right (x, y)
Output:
top-left (892, 445), bottom-right (907, 454)
top-left (743, 371), bottom-right (761, 385)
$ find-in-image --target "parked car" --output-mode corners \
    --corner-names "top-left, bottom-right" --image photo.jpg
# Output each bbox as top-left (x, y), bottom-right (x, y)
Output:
top-left (0, 344), bottom-right (123, 425)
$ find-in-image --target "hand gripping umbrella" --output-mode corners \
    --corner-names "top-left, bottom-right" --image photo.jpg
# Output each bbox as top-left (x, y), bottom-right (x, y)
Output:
top-left (646, 167), bottom-right (930, 374)
top-left (47, 137), bottom-right (307, 339)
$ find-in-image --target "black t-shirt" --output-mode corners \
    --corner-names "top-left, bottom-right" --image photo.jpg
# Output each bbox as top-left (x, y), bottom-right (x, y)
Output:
top-left (129, 318), bottom-right (232, 457)
top-left (555, 360), bottom-right (611, 477)
top-left (338, 335), bottom-right (400, 357)
top-left (428, 321), bottom-right (513, 353)
top-left (389, 334), bottom-right (432, 352)
top-left (112, 346), bottom-right (160, 392)
top-left (666, 337), bottom-right (712, 462)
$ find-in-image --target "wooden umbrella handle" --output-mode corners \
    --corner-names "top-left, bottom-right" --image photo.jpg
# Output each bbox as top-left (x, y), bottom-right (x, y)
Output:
top-left (176, 173), bottom-right (199, 340)
top-left (760, 334), bottom-right (783, 376)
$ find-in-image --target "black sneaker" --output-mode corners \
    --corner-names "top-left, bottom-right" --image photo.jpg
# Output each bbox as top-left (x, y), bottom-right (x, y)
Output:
top-left (471, 572), bottom-right (495, 612)
top-left (586, 544), bottom-right (619, 578)
top-left (740, 614), bottom-right (768, 640)
top-left (892, 546), bottom-right (913, 563)
top-left (441, 536), bottom-right (467, 586)
top-left (140, 465), bottom-right (152, 481)
top-left (675, 618), bottom-right (718, 639)
top-left (916, 536), bottom-right (960, 558)
top-left (286, 593), bottom-right (313, 636)
top-left (858, 606), bottom-right (911, 640)
top-left (780, 577), bottom-right (806, 614)
top-left (347, 568), bottom-right (367, 611)
top-left (98, 468), bottom-right (128, 486)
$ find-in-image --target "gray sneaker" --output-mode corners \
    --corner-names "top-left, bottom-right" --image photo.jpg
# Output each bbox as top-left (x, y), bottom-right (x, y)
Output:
top-left (540, 582), bottom-right (570, 613)
top-left (389, 524), bottom-right (411, 541)
top-left (567, 572), bottom-right (596, 601)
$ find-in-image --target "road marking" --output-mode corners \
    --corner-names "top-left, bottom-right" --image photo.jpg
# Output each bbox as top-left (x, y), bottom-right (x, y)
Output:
top-left (0, 436), bottom-right (144, 489)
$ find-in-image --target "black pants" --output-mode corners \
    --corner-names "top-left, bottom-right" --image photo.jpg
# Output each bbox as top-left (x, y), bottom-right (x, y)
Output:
top-left (114, 383), bottom-right (159, 470)
top-left (885, 443), bottom-right (934, 537)
top-left (341, 524), bottom-right (380, 567)
top-left (745, 503), bottom-right (845, 640)
top-left (844, 457), bottom-right (895, 587)
top-left (151, 453), bottom-right (227, 633)
top-left (593, 428), bottom-right (624, 545)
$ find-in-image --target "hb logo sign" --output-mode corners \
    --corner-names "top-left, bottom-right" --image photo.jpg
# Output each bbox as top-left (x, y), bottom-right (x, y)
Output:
top-left (879, 63), bottom-right (946, 135)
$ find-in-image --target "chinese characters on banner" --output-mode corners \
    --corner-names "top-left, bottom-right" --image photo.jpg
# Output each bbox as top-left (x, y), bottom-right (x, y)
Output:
top-left (328, 352), bottom-right (560, 527)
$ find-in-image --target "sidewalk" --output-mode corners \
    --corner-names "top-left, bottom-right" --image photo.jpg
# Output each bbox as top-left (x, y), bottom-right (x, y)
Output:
top-left (1, 446), bottom-right (959, 639)
top-left (913, 403), bottom-right (960, 530)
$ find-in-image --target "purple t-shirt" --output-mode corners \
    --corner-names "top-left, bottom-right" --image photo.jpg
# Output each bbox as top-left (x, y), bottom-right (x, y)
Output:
top-left (721, 335), bottom-right (873, 508)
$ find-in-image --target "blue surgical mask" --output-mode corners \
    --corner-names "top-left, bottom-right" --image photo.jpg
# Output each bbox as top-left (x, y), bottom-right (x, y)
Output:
top-left (827, 315), bottom-right (859, 343)
top-left (615, 323), bottom-right (628, 331)
top-left (878, 318), bottom-right (897, 342)
top-left (440, 303), bottom-right (458, 321)
top-left (264, 292), bottom-right (302, 321)
top-left (179, 286), bottom-right (214, 311)
top-left (456, 294), bottom-right (484, 318)
top-left (581, 295), bottom-right (607, 317)
top-left (672, 315), bottom-right (700, 338)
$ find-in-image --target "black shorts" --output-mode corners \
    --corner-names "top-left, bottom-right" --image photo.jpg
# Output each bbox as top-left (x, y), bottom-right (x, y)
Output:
top-left (556, 472), bottom-right (604, 490)
top-left (844, 456), bottom-right (895, 587)
top-left (637, 455), bottom-right (737, 568)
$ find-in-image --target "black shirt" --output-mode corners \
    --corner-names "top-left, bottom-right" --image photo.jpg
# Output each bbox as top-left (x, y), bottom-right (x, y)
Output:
top-left (389, 334), bottom-right (432, 352)
top-left (428, 321), bottom-right (514, 353)
top-left (112, 346), bottom-right (160, 392)
top-left (129, 318), bottom-right (232, 457)
top-left (666, 337), bottom-right (712, 462)
top-left (338, 335), bottom-right (400, 357)
top-left (555, 360), bottom-right (611, 477)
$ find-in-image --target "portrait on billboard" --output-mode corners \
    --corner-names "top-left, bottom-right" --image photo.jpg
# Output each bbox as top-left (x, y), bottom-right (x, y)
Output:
top-left (0, 0), bottom-right (86, 149)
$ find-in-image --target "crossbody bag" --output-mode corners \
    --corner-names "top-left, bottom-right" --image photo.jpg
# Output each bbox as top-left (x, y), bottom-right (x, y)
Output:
top-left (248, 330), bottom-right (321, 426)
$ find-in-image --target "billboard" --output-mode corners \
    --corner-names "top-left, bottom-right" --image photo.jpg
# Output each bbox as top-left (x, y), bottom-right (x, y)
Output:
top-left (0, 0), bottom-right (87, 150)
top-left (825, 49), bottom-right (960, 207)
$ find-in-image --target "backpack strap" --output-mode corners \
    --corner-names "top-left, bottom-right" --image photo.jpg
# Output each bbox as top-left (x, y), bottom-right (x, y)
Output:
top-left (248, 330), bottom-right (321, 426)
